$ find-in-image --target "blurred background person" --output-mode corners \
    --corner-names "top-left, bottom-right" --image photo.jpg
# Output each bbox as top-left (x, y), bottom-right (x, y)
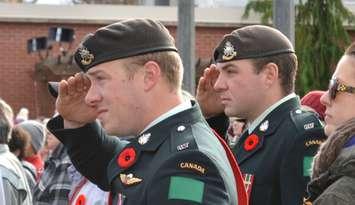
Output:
top-left (8, 126), bottom-right (37, 190)
top-left (17, 120), bottom-right (46, 180)
top-left (0, 98), bottom-right (32, 204)
top-left (32, 129), bottom-right (72, 205)
top-left (301, 90), bottom-right (326, 122)
top-left (14, 107), bottom-right (29, 125)
top-left (39, 126), bottom-right (61, 161)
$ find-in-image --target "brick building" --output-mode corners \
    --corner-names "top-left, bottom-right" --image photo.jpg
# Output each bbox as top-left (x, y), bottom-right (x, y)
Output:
top-left (0, 3), bottom-right (353, 119)
top-left (0, 3), bottom-right (258, 118)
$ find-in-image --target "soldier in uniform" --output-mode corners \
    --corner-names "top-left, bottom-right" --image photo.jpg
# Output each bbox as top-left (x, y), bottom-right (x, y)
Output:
top-left (197, 25), bottom-right (326, 205)
top-left (46, 19), bottom-right (247, 205)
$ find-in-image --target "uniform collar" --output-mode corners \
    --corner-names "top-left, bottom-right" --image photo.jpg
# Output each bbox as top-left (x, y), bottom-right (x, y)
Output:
top-left (140, 100), bottom-right (192, 134)
top-left (136, 100), bottom-right (201, 152)
top-left (248, 93), bottom-right (297, 134)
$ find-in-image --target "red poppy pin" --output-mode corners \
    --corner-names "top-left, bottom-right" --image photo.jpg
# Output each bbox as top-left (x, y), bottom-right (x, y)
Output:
top-left (117, 147), bottom-right (137, 169)
top-left (244, 134), bottom-right (259, 151)
top-left (75, 194), bottom-right (86, 205)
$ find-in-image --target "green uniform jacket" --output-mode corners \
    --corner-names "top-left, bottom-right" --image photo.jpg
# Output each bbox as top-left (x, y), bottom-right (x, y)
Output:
top-left (47, 101), bottom-right (239, 205)
top-left (232, 97), bottom-right (326, 205)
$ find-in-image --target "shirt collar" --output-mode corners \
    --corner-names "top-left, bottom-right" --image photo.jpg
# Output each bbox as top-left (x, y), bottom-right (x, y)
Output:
top-left (248, 93), bottom-right (297, 134)
top-left (140, 100), bottom-right (192, 134)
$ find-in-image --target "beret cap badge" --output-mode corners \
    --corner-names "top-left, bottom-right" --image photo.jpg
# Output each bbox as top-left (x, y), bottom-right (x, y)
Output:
top-left (222, 41), bottom-right (237, 61)
top-left (78, 46), bottom-right (94, 66)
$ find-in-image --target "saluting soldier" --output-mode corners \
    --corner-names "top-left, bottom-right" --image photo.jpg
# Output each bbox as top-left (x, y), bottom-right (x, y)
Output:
top-left (46, 19), bottom-right (247, 205)
top-left (197, 25), bottom-right (326, 205)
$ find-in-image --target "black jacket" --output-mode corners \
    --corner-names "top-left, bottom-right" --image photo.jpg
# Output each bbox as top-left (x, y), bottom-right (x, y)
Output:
top-left (232, 97), bottom-right (326, 205)
top-left (47, 101), bottom-right (239, 205)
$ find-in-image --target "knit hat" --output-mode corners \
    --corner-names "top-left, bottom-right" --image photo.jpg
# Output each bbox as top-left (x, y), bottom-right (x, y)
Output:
top-left (301, 90), bottom-right (326, 121)
top-left (17, 120), bottom-right (45, 153)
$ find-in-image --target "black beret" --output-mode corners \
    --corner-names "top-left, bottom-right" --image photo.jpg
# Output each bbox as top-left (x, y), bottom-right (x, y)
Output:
top-left (74, 18), bottom-right (178, 72)
top-left (213, 25), bottom-right (295, 63)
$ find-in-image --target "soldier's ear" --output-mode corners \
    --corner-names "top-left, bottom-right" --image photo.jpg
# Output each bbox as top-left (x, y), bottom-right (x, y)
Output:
top-left (142, 60), bottom-right (161, 91)
top-left (261, 62), bottom-right (278, 88)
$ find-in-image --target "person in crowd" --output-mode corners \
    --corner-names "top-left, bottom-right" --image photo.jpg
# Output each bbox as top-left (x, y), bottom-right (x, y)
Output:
top-left (17, 120), bottom-right (46, 180)
top-left (8, 126), bottom-right (37, 190)
top-left (301, 90), bottom-right (326, 122)
top-left (67, 164), bottom-right (109, 205)
top-left (39, 126), bottom-right (61, 161)
top-left (304, 42), bottom-right (355, 205)
top-left (46, 18), bottom-right (247, 205)
top-left (197, 25), bottom-right (326, 205)
top-left (226, 118), bottom-right (246, 147)
top-left (15, 107), bottom-right (29, 124)
top-left (32, 130), bottom-right (72, 205)
top-left (0, 98), bottom-right (32, 204)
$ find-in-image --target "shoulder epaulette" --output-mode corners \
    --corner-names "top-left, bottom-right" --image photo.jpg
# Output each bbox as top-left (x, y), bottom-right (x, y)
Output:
top-left (290, 108), bottom-right (323, 133)
top-left (170, 124), bottom-right (198, 153)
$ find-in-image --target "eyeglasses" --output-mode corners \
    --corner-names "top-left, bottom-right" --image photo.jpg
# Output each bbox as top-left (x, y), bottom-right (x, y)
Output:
top-left (328, 78), bottom-right (355, 101)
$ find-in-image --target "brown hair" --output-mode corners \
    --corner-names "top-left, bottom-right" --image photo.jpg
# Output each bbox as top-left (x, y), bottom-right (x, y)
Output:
top-left (251, 53), bottom-right (298, 95)
top-left (123, 51), bottom-right (183, 90)
top-left (9, 126), bottom-right (31, 159)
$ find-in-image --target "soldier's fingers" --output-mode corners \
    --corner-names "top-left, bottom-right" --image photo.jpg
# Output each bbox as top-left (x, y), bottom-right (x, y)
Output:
top-left (82, 73), bottom-right (91, 91)
top-left (74, 72), bottom-right (84, 92)
top-left (202, 67), bottom-right (211, 78)
top-left (197, 77), bottom-right (207, 92)
top-left (209, 64), bottom-right (217, 70)
top-left (58, 80), bottom-right (69, 98)
top-left (67, 76), bottom-right (76, 96)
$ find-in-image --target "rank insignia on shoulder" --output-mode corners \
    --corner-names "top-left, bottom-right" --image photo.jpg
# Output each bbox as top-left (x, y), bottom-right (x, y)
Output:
top-left (120, 173), bottom-right (142, 186)
top-left (259, 120), bottom-right (269, 132)
top-left (304, 122), bottom-right (314, 130)
top-left (177, 142), bottom-right (189, 151)
top-left (179, 162), bottom-right (206, 174)
top-left (138, 133), bottom-right (151, 145)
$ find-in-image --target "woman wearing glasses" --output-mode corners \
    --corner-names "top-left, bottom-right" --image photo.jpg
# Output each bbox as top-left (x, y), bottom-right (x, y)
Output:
top-left (304, 43), bottom-right (355, 205)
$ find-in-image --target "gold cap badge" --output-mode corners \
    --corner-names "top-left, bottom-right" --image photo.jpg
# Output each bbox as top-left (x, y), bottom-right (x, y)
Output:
top-left (222, 41), bottom-right (237, 61)
top-left (78, 46), bottom-right (94, 65)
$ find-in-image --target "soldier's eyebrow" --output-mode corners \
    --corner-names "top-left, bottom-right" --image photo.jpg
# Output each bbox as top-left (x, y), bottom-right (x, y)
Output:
top-left (87, 70), bottom-right (105, 77)
top-left (220, 63), bottom-right (238, 71)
